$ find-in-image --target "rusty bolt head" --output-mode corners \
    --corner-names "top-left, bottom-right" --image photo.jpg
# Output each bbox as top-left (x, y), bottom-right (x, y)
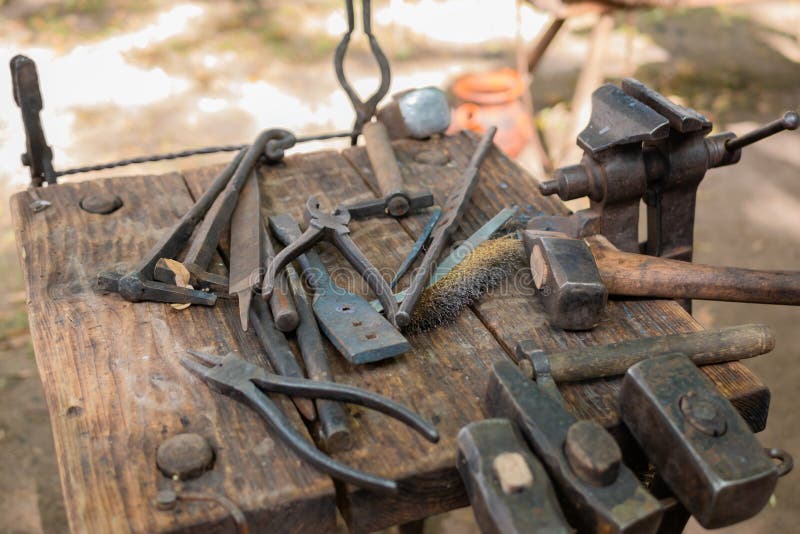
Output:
top-left (156, 433), bottom-right (214, 480)
top-left (386, 194), bottom-right (410, 217)
top-left (679, 391), bottom-right (727, 437)
top-left (80, 193), bottom-right (123, 214)
top-left (564, 420), bottom-right (621, 486)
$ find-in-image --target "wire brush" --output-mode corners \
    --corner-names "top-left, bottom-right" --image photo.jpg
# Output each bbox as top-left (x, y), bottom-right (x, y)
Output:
top-left (408, 235), bottom-right (525, 332)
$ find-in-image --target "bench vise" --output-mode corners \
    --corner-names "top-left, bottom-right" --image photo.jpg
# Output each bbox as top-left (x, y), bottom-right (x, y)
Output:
top-left (538, 78), bottom-right (798, 261)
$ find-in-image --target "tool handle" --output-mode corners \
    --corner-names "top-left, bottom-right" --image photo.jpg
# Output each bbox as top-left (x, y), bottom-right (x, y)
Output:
top-left (589, 236), bottom-right (800, 305)
top-left (546, 324), bottom-right (774, 383)
top-left (249, 298), bottom-right (316, 421)
top-left (286, 265), bottom-right (352, 451)
top-left (725, 111), bottom-right (799, 153)
top-left (260, 222), bottom-right (299, 332)
top-left (363, 121), bottom-right (408, 216)
top-left (237, 380), bottom-right (397, 493)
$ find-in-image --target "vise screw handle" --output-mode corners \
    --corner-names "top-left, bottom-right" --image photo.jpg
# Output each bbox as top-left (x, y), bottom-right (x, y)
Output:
top-left (725, 110), bottom-right (799, 153)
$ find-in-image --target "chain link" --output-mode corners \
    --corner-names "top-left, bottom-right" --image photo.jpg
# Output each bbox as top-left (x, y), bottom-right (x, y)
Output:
top-left (54, 131), bottom-right (353, 177)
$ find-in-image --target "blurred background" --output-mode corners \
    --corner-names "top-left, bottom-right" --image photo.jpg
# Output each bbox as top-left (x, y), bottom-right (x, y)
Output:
top-left (1, 0), bottom-right (799, 532)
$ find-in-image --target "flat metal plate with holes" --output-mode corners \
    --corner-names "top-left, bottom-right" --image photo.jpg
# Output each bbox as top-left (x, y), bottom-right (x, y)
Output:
top-left (620, 353), bottom-right (778, 528)
top-left (487, 361), bottom-right (663, 534)
top-left (457, 419), bottom-right (571, 534)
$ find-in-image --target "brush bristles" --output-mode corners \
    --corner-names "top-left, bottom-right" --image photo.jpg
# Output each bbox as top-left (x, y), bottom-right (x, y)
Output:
top-left (408, 236), bottom-right (525, 332)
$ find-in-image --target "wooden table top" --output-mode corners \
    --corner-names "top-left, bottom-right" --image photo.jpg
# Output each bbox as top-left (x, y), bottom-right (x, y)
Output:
top-left (10, 132), bottom-right (768, 533)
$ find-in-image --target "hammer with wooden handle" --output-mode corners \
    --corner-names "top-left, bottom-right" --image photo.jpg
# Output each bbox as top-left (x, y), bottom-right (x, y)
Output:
top-left (347, 87), bottom-right (450, 218)
top-left (522, 228), bottom-right (800, 330)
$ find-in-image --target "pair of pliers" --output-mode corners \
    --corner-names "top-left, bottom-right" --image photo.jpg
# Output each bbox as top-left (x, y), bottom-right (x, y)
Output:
top-left (181, 349), bottom-right (439, 493)
top-left (261, 195), bottom-right (400, 327)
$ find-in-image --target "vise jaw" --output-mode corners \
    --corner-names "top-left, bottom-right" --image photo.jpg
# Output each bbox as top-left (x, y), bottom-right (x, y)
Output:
top-left (540, 78), bottom-right (798, 261)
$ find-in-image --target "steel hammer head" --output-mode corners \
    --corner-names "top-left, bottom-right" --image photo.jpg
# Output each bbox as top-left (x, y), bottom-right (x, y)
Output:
top-left (522, 229), bottom-right (608, 331)
top-left (377, 86), bottom-right (450, 140)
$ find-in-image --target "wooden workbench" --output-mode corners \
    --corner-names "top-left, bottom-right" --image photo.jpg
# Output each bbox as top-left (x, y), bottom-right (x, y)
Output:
top-left (11, 132), bottom-right (769, 533)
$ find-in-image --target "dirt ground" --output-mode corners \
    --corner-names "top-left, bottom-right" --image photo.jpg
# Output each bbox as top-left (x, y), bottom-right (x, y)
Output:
top-left (1, 1), bottom-right (799, 532)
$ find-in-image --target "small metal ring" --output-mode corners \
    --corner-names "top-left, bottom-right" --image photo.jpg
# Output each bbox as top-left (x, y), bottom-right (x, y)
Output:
top-left (765, 447), bottom-right (794, 477)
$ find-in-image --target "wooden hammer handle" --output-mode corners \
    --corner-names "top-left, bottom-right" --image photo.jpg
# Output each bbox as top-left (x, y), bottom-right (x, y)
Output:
top-left (363, 120), bottom-right (404, 198)
top-left (588, 235), bottom-right (800, 305)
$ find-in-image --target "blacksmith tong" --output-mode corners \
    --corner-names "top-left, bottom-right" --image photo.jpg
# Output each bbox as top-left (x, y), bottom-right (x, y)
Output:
top-left (181, 350), bottom-right (439, 492)
top-left (261, 196), bottom-right (400, 326)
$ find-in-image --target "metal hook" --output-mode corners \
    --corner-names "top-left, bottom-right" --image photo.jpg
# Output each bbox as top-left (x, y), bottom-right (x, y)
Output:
top-left (333, 0), bottom-right (391, 145)
top-left (766, 447), bottom-right (794, 477)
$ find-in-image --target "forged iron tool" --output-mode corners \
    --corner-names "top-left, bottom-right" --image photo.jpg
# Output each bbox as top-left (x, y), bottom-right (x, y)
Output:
top-left (228, 169), bottom-right (298, 332)
top-left (270, 214), bottom-right (409, 364)
top-left (153, 129), bottom-right (294, 293)
top-left (228, 172), bottom-right (262, 330)
top-left (395, 127), bottom-right (497, 327)
top-left (249, 296), bottom-right (316, 421)
top-left (514, 324), bottom-right (774, 405)
top-left (97, 150), bottom-right (246, 305)
top-left (10, 55), bottom-right (56, 187)
top-left (538, 78), bottom-right (798, 261)
top-left (346, 87), bottom-right (450, 219)
top-left (522, 225), bottom-right (800, 330)
top-left (487, 361), bottom-right (663, 533)
top-left (261, 219), bottom-right (299, 332)
top-left (389, 207), bottom-right (442, 289)
top-left (181, 349), bottom-right (439, 492)
top-left (262, 197), bottom-right (399, 327)
top-left (457, 419), bottom-right (572, 534)
top-left (334, 0), bottom-right (391, 145)
top-left (285, 264), bottom-right (351, 450)
top-left (621, 353), bottom-right (792, 528)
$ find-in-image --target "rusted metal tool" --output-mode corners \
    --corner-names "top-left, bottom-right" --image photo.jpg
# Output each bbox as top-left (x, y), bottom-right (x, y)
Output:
top-left (249, 297), bottom-right (316, 421)
top-left (538, 78), bottom-right (798, 261)
top-left (522, 226), bottom-right (800, 330)
top-left (153, 129), bottom-right (294, 294)
top-left (285, 264), bottom-right (351, 451)
top-left (270, 214), bottom-right (410, 363)
top-left (262, 196), bottom-right (399, 327)
top-left (261, 220), bottom-right (298, 332)
top-left (347, 87), bottom-right (450, 219)
top-left (334, 0), bottom-right (391, 145)
top-left (181, 349), bottom-right (439, 493)
top-left (10, 55), bottom-right (56, 187)
top-left (375, 206), bottom-right (518, 312)
top-left (515, 324), bottom-right (775, 403)
top-left (457, 418), bottom-right (572, 534)
top-left (229, 169), bottom-right (298, 332)
top-left (621, 353), bottom-right (792, 528)
top-left (97, 150), bottom-right (246, 305)
top-left (487, 360), bottom-right (663, 533)
top-left (228, 172), bottom-right (262, 330)
top-left (395, 127), bottom-right (497, 327)
top-left (390, 207), bottom-right (442, 289)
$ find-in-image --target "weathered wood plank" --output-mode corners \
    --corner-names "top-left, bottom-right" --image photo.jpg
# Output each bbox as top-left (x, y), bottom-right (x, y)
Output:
top-left (343, 132), bottom-right (769, 433)
top-left (11, 174), bottom-right (336, 534)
